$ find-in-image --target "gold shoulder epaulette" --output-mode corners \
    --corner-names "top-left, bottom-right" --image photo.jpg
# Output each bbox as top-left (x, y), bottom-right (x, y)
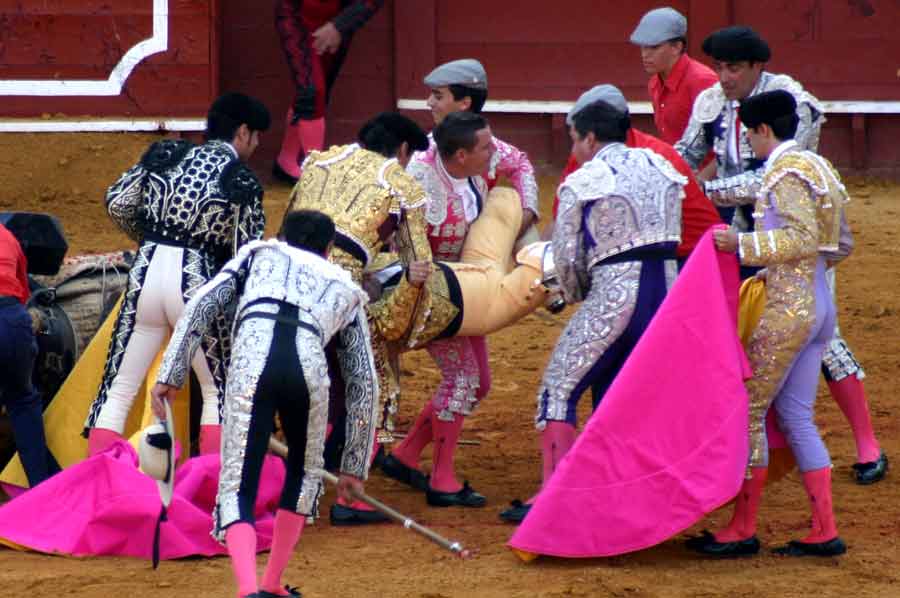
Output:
top-left (762, 152), bottom-right (828, 197)
top-left (383, 162), bottom-right (426, 210)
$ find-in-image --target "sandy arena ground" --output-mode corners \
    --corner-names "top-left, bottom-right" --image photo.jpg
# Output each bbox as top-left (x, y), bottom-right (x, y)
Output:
top-left (0, 132), bottom-right (897, 598)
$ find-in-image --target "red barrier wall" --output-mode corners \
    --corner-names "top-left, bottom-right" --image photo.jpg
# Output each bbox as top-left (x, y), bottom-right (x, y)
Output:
top-left (2, 1), bottom-right (898, 175)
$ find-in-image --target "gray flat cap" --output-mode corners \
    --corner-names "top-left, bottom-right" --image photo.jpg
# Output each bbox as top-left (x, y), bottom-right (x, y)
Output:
top-left (424, 59), bottom-right (488, 90)
top-left (566, 84), bottom-right (628, 126)
top-left (629, 7), bottom-right (687, 46)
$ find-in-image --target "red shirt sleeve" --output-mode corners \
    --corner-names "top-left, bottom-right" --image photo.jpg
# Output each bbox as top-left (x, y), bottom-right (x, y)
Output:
top-left (553, 153), bottom-right (581, 219)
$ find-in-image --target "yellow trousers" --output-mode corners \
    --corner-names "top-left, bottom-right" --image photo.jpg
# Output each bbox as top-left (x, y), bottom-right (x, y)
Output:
top-left (447, 187), bottom-right (548, 337)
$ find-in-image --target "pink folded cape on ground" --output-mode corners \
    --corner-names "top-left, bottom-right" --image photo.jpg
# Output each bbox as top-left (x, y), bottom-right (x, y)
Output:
top-left (0, 441), bottom-right (285, 559)
top-left (509, 231), bottom-right (752, 558)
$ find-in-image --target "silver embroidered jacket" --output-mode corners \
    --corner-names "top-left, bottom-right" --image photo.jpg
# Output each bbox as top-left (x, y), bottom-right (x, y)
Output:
top-left (106, 139), bottom-right (266, 264)
top-left (157, 239), bottom-right (379, 479)
top-left (554, 143), bottom-right (686, 303)
top-left (675, 72), bottom-right (825, 211)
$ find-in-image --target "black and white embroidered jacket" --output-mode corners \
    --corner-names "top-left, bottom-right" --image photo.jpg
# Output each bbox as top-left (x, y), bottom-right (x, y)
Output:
top-left (106, 139), bottom-right (266, 265)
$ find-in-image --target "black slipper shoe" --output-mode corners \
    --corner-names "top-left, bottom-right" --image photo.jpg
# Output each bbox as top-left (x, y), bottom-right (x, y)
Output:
top-left (426, 481), bottom-right (486, 508)
top-left (499, 499), bottom-right (532, 523)
top-left (853, 451), bottom-right (888, 485)
top-left (686, 532), bottom-right (760, 557)
top-left (772, 538), bottom-right (847, 557)
top-left (329, 503), bottom-right (389, 526)
top-left (381, 454), bottom-right (430, 491)
top-left (256, 585), bottom-right (302, 598)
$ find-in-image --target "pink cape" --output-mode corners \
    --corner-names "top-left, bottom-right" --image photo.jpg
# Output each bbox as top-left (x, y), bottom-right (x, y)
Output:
top-left (509, 231), bottom-right (751, 558)
top-left (0, 441), bottom-right (285, 559)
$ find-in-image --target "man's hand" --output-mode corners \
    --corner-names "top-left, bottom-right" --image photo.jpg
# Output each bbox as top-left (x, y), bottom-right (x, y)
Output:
top-left (150, 382), bottom-right (178, 420)
top-left (713, 227), bottom-right (738, 253)
top-left (336, 473), bottom-right (365, 503)
top-left (406, 260), bottom-right (432, 288)
top-left (312, 22), bottom-right (342, 54)
top-left (362, 272), bottom-right (384, 302)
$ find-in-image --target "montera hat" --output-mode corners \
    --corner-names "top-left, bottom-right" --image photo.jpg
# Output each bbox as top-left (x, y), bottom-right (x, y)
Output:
top-left (139, 400), bottom-right (176, 508)
top-left (702, 26), bottom-right (771, 63)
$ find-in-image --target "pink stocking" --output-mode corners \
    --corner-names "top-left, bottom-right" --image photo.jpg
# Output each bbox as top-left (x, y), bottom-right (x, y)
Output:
top-left (828, 375), bottom-right (881, 463)
top-left (524, 421), bottom-right (576, 504)
top-left (390, 402), bottom-right (435, 469)
top-left (199, 424), bottom-right (222, 455)
top-left (225, 522), bottom-right (258, 598)
top-left (298, 117), bottom-right (325, 156)
top-left (540, 421), bottom-right (576, 488)
top-left (276, 109), bottom-right (303, 179)
top-left (87, 428), bottom-right (124, 457)
top-left (800, 467), bottom-right (839, 543)
top-left (430, 412), bottom-right (466, 493)
top-left (714, 467), bottom-right (767, 542)
top-left (260, 509), bottom-right (305, 596)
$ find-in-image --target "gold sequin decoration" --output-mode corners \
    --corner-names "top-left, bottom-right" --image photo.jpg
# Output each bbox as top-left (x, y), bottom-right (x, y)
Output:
top-left (741, 170), bottom-right (820, 469)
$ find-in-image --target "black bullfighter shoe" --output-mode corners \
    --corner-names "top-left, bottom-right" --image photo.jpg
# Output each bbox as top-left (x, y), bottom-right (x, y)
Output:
top-left (685, 531), bottom-right (761, 557)
top-left (256, 585), bottom-right (302, 598)
top-left (853, 451), bottom-right (888, 485)
top-left (329, 503), bottom-right (389, 526)
top-left (499, 499), bottom-right (532, 523)
top-left (772, 537), bottom-right (847, 557)
top-left (426, 481), bottom-right (486, 508)
top-left (380, 454), bottom-right (430, 491)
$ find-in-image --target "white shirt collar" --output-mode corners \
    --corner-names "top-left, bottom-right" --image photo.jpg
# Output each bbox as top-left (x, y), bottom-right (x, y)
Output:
top-left (765, 139), bottom-right (799, 172)
top-left (436, 153), bottom-right (479, 223)
top-left (223, 142), bottom-right (239, 159)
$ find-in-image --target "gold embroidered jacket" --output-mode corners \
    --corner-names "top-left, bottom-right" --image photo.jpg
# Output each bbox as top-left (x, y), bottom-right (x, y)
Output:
top-left (285, 143), bottom-right (433, 341)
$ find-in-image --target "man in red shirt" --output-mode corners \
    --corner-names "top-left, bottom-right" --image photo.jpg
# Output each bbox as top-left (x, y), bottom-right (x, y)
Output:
top-left (550, 85), bottom-right (721, 261)
top-left (629, 7), bottom-right (718, 145)
top-left (0, 222), bottom-right (52, 487)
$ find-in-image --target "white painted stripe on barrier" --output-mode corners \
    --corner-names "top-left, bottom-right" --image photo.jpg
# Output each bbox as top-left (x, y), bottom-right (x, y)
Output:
top-left (0, 118), bottom-right (206, 133)
top-left (398, 98), bottom-right (900, 115)
top-left (0, 0), bottom-right (169, 96)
